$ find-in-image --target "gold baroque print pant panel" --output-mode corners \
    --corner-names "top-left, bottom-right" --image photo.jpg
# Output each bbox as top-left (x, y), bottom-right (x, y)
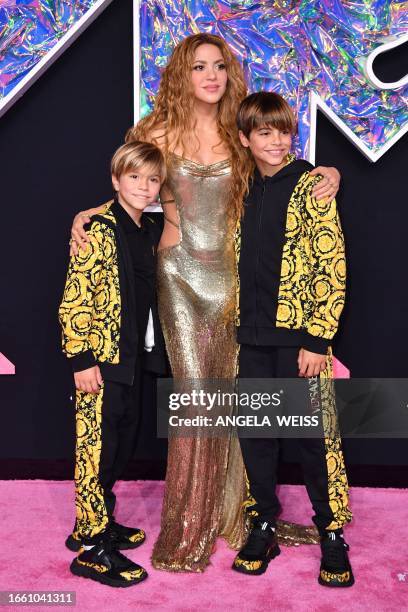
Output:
top-left (237, 344), bottom-right (352, 533)
top-left (320, 351), bottom-right (352, 530)
top-left (74, 388), bottom-right (109, 539)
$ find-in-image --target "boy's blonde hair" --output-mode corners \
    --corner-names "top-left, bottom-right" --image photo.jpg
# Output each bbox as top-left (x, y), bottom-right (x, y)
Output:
top-left (111, 140), bottom-right (166, 182)
top-left (237, 92), bottom-right (297, 138)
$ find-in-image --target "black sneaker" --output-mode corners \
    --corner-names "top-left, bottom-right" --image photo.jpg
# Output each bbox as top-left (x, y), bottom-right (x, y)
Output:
top-left (232, 519), bottom-right (280, 575)
top-left (318, 530), bottom-right (355, 587)
top-left (70, 536), bottom-right (147, 588)
top-left (66, 519), bottom-right (146, 552)
top-left (109, 520), bottom-right (146, 550)
top-left (65, 530), bottom-right (82, 552)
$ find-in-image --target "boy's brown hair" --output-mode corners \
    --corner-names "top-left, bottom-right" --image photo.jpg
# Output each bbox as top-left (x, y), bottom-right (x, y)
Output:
top-left (237, 91), bottom-right (296, 138)
top-left (111, 140), bottom-right (166, 182)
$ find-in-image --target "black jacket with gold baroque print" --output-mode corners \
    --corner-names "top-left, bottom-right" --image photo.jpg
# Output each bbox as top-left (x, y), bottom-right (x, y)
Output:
top-left (59, 203), bottom-right (165, 384)
top-left (236, 156), bottom-right (346, 354)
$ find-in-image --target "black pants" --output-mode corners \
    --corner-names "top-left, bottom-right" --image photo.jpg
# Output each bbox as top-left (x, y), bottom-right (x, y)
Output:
top-left (238, 344), bottom-right (351, 533)
top-left (74, 362), bottom-right (142, 541)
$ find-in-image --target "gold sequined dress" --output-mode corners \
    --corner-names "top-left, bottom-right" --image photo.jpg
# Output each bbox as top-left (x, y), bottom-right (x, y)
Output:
top-left (152, 154), bottom-right (318, 572)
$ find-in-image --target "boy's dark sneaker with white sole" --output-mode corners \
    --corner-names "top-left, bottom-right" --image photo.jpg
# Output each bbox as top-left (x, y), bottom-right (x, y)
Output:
top-left (66, 519), bottom-right (145, 552)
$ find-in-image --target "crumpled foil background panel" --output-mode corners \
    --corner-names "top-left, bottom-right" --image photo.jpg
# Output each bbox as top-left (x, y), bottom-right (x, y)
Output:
top-left (140, 0), bottom-right (408, 157)
top-left (0, 1), bottom-right (406, 158)
top-left (0, 1), bottom-right (98, 98)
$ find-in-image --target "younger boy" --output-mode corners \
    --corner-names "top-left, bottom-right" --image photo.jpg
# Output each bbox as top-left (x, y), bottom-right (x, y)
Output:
top-left (59, 141), bottom-right (166, 587)
top-left (232, 92), bottom-right (354, 587)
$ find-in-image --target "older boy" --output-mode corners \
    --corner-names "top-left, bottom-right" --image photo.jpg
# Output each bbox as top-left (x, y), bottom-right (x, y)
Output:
top-left (59, 141), bottom-right (166, 587)
top-left (232, 92), bottom-right (354, 587)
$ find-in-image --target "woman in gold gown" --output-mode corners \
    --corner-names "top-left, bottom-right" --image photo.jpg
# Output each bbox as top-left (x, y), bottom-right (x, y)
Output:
top-left (71, 33), bottom-right (341, 572)
top-left (152, 155), bottom-right (246, 571)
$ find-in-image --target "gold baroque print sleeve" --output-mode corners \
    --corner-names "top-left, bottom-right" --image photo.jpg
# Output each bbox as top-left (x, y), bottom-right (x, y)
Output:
top-left (58, 221), bottom-right (110, 370)
top-left (303, 178), bottom-right (346, 342)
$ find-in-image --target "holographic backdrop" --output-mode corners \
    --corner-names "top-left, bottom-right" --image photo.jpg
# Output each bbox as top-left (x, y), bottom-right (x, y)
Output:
top-left (0, 1), bottom-right (105, 99)
top-left (140, 0), bottom-right (408, 158)
top-left (1, 1), bottom-right (406, 158)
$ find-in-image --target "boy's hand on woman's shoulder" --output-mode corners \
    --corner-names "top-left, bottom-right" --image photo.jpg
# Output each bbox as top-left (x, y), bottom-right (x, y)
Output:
top-left (298, 348), bottom-right (327, 378)
top-left (74, 365), bottom-right (103, 394)
top-left (310, 166), bottom-right (340, 203)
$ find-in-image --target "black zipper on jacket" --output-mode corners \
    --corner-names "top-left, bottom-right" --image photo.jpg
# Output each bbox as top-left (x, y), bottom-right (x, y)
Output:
top-left (254, 179), bottom-right (266, 345)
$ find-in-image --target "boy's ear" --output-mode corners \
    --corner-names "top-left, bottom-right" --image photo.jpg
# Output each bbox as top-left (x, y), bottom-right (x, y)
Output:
top-left (238, 130), bottom-right (250, 148)
top-left (111, 174), bottom-right (119, 192)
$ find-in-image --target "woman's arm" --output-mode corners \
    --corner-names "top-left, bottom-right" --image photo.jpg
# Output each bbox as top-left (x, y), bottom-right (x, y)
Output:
top-left (310, 166), bottom-right (341, 202)
top-left (70, 203), bottom-right (109, 256)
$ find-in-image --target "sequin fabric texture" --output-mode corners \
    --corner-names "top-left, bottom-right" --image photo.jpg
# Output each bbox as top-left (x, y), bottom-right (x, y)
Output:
top-left (153, 156), bottom-right (322, 572)
top-left (153, 155), bottom-right (248, 571)
top-left (140, 0), bottom-right (408, 157)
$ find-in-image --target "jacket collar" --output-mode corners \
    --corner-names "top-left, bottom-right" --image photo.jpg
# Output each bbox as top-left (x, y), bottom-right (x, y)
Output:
top-left (253, 152), bottom-right (297, 185)
top-left (111, 199), bottom-right (147, 233)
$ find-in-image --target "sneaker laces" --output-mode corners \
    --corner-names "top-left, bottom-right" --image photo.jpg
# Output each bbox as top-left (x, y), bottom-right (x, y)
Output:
top-left (106, 520), bottom-right (130, 544)
top-left (97, 534), bottom-right (134, 570)
top-left (110, 520), bottom-right (123, 533)
top-left (100, 532), bottom-right (114, 555)
top-left (244, 521), bottom-right (275, 557)
top-left (109, 520), bottom-right (135, 538)
top-left (322, 533), bottom-right (349, 570)
top-left (107, 527), bottom-right (120, 543)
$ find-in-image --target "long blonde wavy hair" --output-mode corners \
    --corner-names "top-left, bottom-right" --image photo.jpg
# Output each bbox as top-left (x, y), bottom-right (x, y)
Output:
top-left (126, 33), bottom-right (253, 221)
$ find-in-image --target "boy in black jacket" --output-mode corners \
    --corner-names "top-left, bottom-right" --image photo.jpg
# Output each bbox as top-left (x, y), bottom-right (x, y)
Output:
top-left (232, 92), bottom-right (354, 587)
top-left (59, 141), bottom-right (166, 587)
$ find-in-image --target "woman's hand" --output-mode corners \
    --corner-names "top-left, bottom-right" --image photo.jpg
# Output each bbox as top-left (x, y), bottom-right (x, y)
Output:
top-left (70, 206), bottom-right (105, 255)
top-left (310, 166), bottom-right (340, 202)
top-left (298, 348), bottom-right (327, 378)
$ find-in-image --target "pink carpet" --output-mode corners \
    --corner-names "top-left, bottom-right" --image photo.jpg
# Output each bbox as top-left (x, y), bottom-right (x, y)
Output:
top-left (0, 481), bottom-right (406, 611)
top-left (0, 352), bottom-right (15, 375)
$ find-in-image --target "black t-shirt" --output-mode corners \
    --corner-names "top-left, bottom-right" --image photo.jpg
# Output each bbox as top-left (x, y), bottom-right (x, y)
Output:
top-left (111, 201), bottom-right (156, 354)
